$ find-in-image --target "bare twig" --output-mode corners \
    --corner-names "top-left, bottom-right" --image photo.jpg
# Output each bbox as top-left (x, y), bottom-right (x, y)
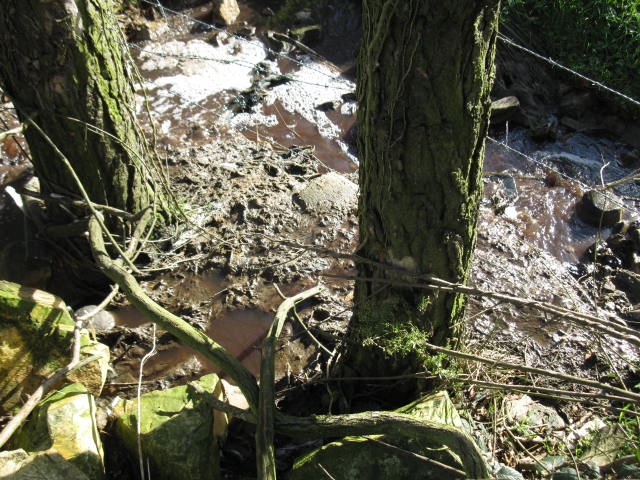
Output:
top-left (18, 188), bottom-right (136, 221)
top-left (426, 343), bottom-right (640, 404)
top-left (26, 118), bottom-right (140, 274)
top-left (317, 463), bottom-right (337, 480)
top-left (459, 378), bottom-right (635, 404)
top-left (137, 323), bottom-right (158, 480)
top-left (324, 272), bottom-right (640, 348)
top-left (363, 435), bottom-right (466, 476)
top-left (257, 285), bottom-right (325, 480)
top-left (0, 124), bottom-right (23, 141)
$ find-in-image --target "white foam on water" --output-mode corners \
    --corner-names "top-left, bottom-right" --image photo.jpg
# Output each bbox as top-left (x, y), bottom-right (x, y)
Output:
top-left (139, 38), bottom-right (268, 104)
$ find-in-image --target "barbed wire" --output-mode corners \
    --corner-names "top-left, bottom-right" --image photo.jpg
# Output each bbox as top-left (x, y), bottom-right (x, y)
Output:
top-left (134, 3), bottom-right (640, 109)
top-left (3, 4), bottom-right (638, 410)
top-left (124, 4), bottom-right (640, 195)
top-left (118, 1), bottom-right (357, 173)
top-left (498, 33), bottom-right (640, 108)
top-left (102, 4), bottom-right (640, 415)
top-left (6, 3), bottom-right (640, 276)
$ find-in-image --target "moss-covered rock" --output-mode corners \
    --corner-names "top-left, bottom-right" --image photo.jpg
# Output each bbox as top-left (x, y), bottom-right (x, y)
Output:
top-left (0, 281), bottom-right (109, 413)
top-left (289, 391), bottom-right (482, 480)
top-left (114, 373), bottom-right (227, 480)
top-left (12, 383), bottom-right (105, 479)
top-left (0, 448), bottom-right (90, 479)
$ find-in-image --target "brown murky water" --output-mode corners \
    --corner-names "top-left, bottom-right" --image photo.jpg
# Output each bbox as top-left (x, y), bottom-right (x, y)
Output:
top-left (109, 305), bottom-right (273, 381)
top-left (243, 101), bottom-right (356, 173)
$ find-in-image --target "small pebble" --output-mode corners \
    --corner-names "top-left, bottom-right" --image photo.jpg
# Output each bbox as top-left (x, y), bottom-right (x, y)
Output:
top-left (75, 305), bottom-right (117, 331)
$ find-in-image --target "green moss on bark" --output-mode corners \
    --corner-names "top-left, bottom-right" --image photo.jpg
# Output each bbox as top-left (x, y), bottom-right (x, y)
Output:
top-left (0, 0), bottom-right (169, 224)
top-left (348, 1), bottom-right (500, 384)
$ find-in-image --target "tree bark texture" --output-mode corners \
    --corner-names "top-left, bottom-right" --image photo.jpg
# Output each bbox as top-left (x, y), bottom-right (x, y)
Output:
top-left (0, 0), bottom-right (161, 219)
top-left (351, 1), bottom-right (500, 379)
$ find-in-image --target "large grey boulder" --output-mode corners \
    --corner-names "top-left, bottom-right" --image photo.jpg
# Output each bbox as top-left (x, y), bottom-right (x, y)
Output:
top-left (294, 172), bottom-right (358, 214)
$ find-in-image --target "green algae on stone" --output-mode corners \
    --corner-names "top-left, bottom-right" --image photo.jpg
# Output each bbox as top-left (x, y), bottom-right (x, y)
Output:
top-left (290, 391), bottom-right (484, 479)
top-left (0, 281), bottom-right (109, 413)
top-left (114, 373), bottom-right (227, 480)
top-left (12, 383), bottom-right (105, 480)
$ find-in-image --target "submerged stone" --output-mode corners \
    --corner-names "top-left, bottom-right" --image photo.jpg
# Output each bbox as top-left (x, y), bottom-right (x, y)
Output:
top-left (74, 305), bottom-right (117, 332)
top-left (114, 373), bottom-right (227, 480)
top-left (576, 190), bottom-right (623, 227)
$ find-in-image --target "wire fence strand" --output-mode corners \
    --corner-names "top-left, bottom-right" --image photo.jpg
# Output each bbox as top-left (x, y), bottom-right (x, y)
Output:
top-left (498, 33), bottom-right (640, 108)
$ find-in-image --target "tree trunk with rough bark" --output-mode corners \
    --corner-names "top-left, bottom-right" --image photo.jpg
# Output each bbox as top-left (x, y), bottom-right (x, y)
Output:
top-left (0, 0), bottom-right (166, 223)
top-left (347, 1), bottom-right (500, 390)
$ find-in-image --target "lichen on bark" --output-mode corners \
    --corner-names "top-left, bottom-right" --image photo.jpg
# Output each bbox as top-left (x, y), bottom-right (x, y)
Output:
top-left (0, 0), bottom-right (168, 224)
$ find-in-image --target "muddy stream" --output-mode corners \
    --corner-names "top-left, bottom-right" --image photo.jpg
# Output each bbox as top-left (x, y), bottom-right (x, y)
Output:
top-left (1, 1), bottom-right (639, 388)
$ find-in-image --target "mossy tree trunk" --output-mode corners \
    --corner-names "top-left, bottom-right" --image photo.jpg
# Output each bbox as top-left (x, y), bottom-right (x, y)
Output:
top-left (347, 1), bottom-right (500, 387)
top-left (0, 0), bottom-right (166, 223)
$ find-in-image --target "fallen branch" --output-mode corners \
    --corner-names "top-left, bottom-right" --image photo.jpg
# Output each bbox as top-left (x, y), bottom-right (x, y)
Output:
top-left (426, 343), bottom-right (640, 404)
top-left (89, 216), bottom-right (489, 479)
top-left (88, 215), bottom-right (261, 412)
top-left (323, 272), bottom-right (640, 348)
top-left (459, 378), bottom-right (638, 404)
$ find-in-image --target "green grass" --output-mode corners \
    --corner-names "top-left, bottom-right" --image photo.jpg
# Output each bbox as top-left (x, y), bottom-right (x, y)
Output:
top-left (501, 0), bottom-right (640, 104)
top-left (618, 402), bottom-right (640, 459)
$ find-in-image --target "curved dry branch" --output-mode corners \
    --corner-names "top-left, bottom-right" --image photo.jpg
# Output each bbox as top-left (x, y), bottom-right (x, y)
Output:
top-left (257, 285), bottom-right (325, 479)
